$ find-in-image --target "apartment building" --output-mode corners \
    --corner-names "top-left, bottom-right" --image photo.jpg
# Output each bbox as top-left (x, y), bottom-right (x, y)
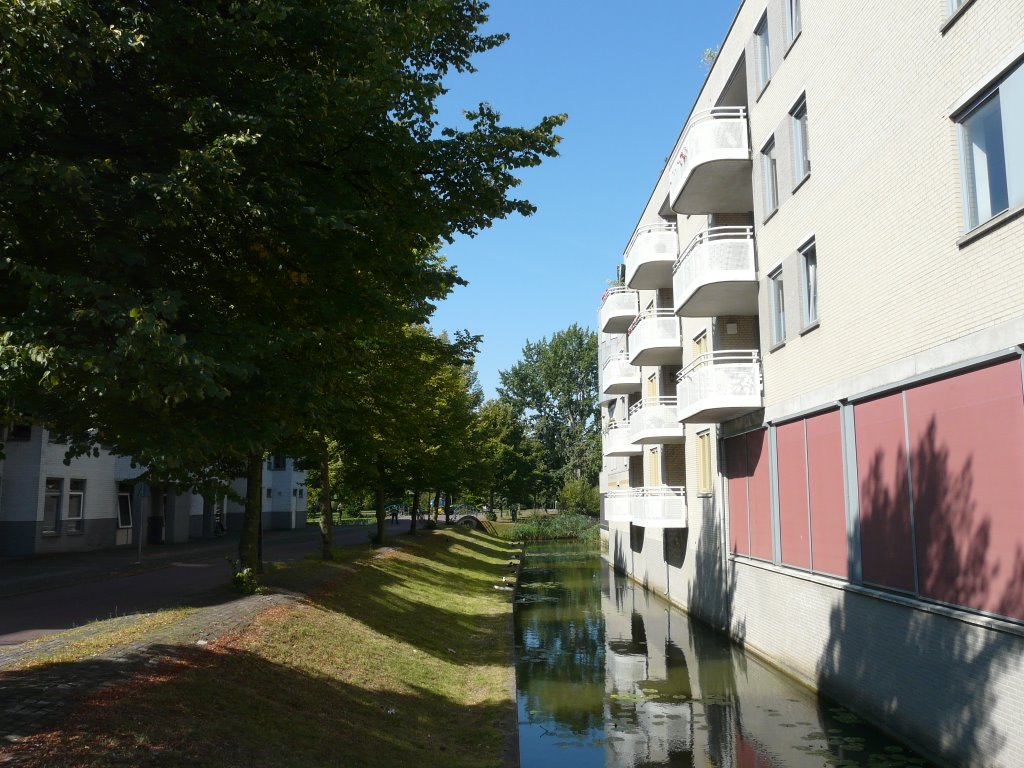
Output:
top-left (598, 1), bottom-right (1024, 765)
top-left (0, 427), bottom-right (308, 556)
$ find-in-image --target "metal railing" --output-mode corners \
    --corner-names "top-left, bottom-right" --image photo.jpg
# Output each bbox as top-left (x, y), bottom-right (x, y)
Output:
top-left (602, 486), bottom-right (688, 527)
top-left (676, 350), bottom-right (763, 414)
top-left (668, 107), bottom-right (749, 189)
top-left (673, 225), bottom-right (755, 276)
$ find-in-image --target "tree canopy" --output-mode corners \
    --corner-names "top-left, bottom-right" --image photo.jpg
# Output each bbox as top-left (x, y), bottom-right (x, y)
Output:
top-left (0, 0), bottom-right (565, 565)
top-left (498, 324), bottom-right (599, 495)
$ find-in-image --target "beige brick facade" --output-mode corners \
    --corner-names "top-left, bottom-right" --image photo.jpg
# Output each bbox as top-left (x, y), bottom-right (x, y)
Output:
top-left (599, 1), bottom-right (1024, 765)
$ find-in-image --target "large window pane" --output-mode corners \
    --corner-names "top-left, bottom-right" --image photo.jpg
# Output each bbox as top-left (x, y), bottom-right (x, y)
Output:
top-left (962, 94), bottom-right (1008, 229)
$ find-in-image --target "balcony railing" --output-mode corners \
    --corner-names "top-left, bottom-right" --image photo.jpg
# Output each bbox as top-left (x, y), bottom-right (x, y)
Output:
top-left (672, 226), bottom-right (758, 317)
top-left (601, 353), bottom-right (641, 396)
top-left (599, 287), bottom-right (640, 334)
top-left (628, 397), bottom-right (685, 444)
top-left (603, 422), bottom-right (642, 456)
top-left (604, 489), bottom-right (632, 522)
top-left (623, 224), bottom-right (678, 290)
top-left (668, 108), bottom-right (752, 214)
top-left (627, 309), bottom-right (682, 367)
top-left (676, 350), bottom-right (763, 423)
top-left (603, 487), bottom-right (687, 528)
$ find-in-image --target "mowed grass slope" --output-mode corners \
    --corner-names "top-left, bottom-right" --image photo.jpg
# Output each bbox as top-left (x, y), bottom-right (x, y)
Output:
top-left (13, 529), bottom-right (522, 768)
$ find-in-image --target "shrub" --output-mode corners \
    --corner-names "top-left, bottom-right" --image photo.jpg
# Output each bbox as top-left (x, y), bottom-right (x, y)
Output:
top-left (503, 511), bottom-right (598, 542)
top-left (558, 477), bottom-right (599, 517)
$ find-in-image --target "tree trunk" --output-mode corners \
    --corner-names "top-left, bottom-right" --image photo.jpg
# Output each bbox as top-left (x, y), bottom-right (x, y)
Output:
top-left (444, 492), bottom-right (453, 525)
top-left (374, 453), bottom-right (386, 546)
top-left (318, 447), bottom-right (333, 560)
top-left (488, 489), bottom-right (495, 518)
top-left (409, 488), bottom-right (419, 536)
top-left (432, 489), bottom-right (441, 523)
top-left (239, 452), bottom-right (263, 573)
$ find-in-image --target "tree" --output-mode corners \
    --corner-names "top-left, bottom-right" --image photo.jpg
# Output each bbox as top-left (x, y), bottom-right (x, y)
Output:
top-left (472, 399), bottom-right (537, 511)
top-left (498, 324), bottom-right (600, 490)
top-left (0, 1), bottom-right (565, 569)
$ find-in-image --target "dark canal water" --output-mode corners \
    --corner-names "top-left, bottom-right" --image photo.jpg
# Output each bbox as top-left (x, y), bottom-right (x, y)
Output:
top-left (514, 542), bottom-right (935, 768)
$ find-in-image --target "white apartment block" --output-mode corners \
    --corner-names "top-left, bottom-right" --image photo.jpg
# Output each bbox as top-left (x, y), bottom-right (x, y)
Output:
top-left (599, 1), bottom-right (1024, 765)
top-left (0, 427), bottom-right (308, 556)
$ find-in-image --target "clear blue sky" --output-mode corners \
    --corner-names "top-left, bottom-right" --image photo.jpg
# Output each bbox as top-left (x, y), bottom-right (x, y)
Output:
top-left (429, 2), bottom-right (739, 399)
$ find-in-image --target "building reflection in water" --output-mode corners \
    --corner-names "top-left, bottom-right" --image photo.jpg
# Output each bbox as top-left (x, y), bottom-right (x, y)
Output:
top-left (515, 543), bottom-right (933, 768)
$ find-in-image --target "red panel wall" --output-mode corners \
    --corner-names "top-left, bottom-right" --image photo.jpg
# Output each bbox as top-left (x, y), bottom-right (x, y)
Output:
top-left (747, 429), bottom-right (774, 561)
top-left (725, 435), bottom-right (750, 556)
top-left (906, 361), bottom-right (1024, 620)
top-left (776, 421), bottom-right (810, 569)
top-left (806, 409), bottom-right (849, 578)
top-left (855, 394), bottom-right (916, 592)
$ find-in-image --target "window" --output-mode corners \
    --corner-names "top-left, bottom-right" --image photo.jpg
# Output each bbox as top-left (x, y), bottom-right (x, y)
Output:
top-left (801, 240), bottom-right (818, 327)
top-left (117, 483), bottom-right (133, 528)
top-left (272, 455), bottom-right (287, 471)
top-left (7, 424), bottom-right (31, 442)
top-left (43, 477), bottom-right (62, 534)
top-left (266, 487), bottom-right (273, 498)
top-left (791, 96), bottom-right (810, 182)
top-left (697, 431), bottom-right (714, 494)
top-left (761, 138), bottom-right (779, 217)
top-left (693, 331), bottom-right (708, 363)
top-left (769, 267), bottom-right (786, 346)
top-left (299, 488), bottom-right (304, 498)
top-left (755, 15), bottom-right (771, 92)
top-left (786, 0), bottom-right (801, 45)
top-left (67, 479), bottom-right (85, 533)
top-left (292, 488), bottom-right (298, 497)
top-left (958, 63), bottom-right (1024, 230)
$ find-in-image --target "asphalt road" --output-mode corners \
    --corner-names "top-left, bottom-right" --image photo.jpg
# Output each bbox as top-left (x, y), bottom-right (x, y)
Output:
top-left (0, 521), bottom-right (403, 647)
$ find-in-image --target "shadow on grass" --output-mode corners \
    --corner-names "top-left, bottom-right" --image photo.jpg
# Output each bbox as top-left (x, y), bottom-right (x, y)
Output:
top-left (299, 531), bottom-right (520, 667)
top-left (0, 642), bottom-right (516, 768)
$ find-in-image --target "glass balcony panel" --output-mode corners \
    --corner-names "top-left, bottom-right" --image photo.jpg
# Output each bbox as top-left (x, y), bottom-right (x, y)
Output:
top-left (676, 351), bottom-right (763, 423)
top-left (668, 108), bottom-right (753, 215)
top-left (672, 226), bottom-right (758, 317)
top-left (604, 489), bottom-right (632, 522)
top-left (624, 224), bottom-right (678, 290)
top-left (627, 310), bottom-right (683, 367)
top-left (600, 287), bottom-right (640, 333)
top-left (629, 397), bottom-right (685, 444)
top-left (603, 487), bottom-right (687, 528)
top-left (631, 486), bottom-right (688, 528)
top-left (602, 353), bottom-right (641, 397)
top-left (604, 423), bottom-right (642, 456)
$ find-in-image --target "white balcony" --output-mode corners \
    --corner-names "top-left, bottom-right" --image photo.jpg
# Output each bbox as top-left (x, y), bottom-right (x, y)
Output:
top-left (676, 350), bottom-right (763, 423)
top-left (624, 224), bottom-right (678, 290)
top-left (603, 487), bottom-right (687, 528)
top-left (668, 108), bottom-right (752, 215)
top-left (629, 397), bottom-right (685, 444)
top-left (672, 226), bottom-right (758, 317)
top-left (599, 287), bottom-right (640, 333)
top-left (637, 487), bottom-right (689, 528)
top-left (627, 309), bottom-right (682, 367)
top-left (604, 423), bottom-right (642, 457)
top-left (604, 489), bottom-right (632, 523)
top-left (601, 353), bottom-right (642, 398)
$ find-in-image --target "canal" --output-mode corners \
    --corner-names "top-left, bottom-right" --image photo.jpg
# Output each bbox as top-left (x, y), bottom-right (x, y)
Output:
top-left (514, 541), bottom-right (934, 768)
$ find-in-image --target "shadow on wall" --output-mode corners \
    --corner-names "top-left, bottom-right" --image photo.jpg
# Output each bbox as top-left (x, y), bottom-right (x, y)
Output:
top-left (687, 495), bottom-right (744, 646)
top-left (818, 417), bottom-right (1023, 765)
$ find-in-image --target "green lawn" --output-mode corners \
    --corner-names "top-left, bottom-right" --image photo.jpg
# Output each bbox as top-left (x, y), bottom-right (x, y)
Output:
top-left (12, 529), bottom-right (522, 767)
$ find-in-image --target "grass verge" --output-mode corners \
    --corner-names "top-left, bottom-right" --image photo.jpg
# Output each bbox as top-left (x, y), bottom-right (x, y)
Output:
top-left (6, 529), bottom-right (522, 768)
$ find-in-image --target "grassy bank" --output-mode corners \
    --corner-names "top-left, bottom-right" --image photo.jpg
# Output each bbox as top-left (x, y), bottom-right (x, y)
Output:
top-left (10, 529), bottom-right (522, 768)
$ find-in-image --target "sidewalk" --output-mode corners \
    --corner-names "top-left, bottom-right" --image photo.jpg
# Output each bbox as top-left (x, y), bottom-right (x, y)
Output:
top-left (0, 522), bottom-right (381, 599)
